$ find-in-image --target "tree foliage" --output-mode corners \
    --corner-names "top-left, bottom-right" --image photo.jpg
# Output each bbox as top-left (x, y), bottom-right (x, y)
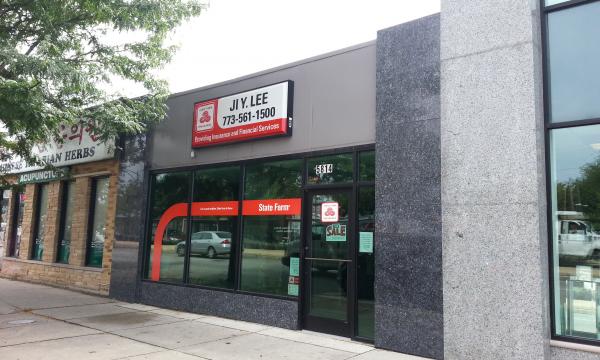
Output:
top-left (0, 0), bottom-right (205, 168)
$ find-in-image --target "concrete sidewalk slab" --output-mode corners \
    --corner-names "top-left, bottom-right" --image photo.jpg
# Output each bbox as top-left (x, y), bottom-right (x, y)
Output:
top-left (113, 320), bottom-right (247, 349)
top-left (68, 311), bottom-right (185, 332)
top-left (196, 315), bottom-right (269, 332)
top-left (149, 308), bottom-right (207, 320)
top-left (0, 333), bottom-right (162, 360)
top-left (258, 327), bottom-right (374, 354)
top-left (118, 350), bottom-right (207, 359)
top-left (0, 300), bottom-right (18, 315)
top-left (0, 312), bottom-right (51, 329)
top-left (0, 317), bottom-right (100, 347)
top-left (352, 349), bottom-right (431, 360)
top-left (179, 333), bottom-right (354, 360)
top-left (33, 302), bottom-right (138, 320)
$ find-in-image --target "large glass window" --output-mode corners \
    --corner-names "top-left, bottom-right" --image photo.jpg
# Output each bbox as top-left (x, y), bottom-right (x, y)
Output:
top-left (57, 181), bottom-right (75, 264)
top-left (31, 184), bottom-right (49, 261)
top-left (8, 188), bottom-right (24, 257)
top-left (188, 166), bottom-right (240, 289)
top-left (240, 159), bottom-right (302, 296)
top-left (86, 178), bottom-right (109, 267)
top-left (547, 1), bottom-right (600, 123)
top-left (545, 0), bottom-right (600, 344)
top-left (551, 125), bottom-right (600, 339)
top-left (146, 171), bottom-right (190, 282)
top-left (0, 190), bottom-right (8, 254)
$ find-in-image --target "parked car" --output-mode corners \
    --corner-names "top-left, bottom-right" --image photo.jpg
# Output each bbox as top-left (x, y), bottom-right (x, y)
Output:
top-left (176, 231), bottom-right (231, 258)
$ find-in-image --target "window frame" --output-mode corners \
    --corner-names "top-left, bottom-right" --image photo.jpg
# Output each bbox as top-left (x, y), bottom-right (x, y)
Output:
top-left (543, 0), bottom-right (600, 346)
top-left (140, 144), bottom-right (375, 302)
top-left (85, 176), bottom-right (110, 268)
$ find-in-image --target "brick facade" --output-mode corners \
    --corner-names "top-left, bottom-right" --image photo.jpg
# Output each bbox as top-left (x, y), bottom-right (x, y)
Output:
top-left (0, 159), bottom-right (119, 295)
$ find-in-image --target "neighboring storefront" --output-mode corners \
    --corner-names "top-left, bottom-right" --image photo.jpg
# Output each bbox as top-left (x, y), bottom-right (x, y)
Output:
top-left (0, 124), bottom-right (120, 294)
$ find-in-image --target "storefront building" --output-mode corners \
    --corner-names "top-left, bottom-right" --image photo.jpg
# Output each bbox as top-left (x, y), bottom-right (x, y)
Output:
top-left (0, 0), bottom-right (597, 359)
top-left (0, 127), bottom-right (120, 295)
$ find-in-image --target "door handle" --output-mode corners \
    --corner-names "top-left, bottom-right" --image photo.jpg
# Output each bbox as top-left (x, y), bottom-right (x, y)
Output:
top-left (305, 257), bottom-right (351, 263)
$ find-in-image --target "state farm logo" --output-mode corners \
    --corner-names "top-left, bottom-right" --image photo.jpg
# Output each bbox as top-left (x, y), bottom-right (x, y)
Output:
top-left (321, 202), bottom-right (339, 223)
top-left (195, 102), bottom-right (215, 132)
top-left (325, 207), bottom-right (335, 216)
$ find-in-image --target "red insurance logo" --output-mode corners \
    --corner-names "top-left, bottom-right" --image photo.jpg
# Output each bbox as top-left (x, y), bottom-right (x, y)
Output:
top-left (195, 102), bottom-right (215, 132)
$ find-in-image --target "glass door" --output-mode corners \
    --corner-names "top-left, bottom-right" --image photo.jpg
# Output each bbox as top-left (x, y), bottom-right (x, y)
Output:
top-left (303, 189), bottom-right (354, 336)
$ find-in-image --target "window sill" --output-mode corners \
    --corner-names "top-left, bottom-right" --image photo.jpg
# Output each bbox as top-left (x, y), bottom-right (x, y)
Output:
top-left (1, 257), bottom-right (103, 272)
top-left (551, 339), bottom-right (600, 354)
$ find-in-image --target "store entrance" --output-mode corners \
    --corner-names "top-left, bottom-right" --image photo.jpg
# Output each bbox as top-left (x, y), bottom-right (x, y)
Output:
top-left (302, 189), bottom-right (355, 337)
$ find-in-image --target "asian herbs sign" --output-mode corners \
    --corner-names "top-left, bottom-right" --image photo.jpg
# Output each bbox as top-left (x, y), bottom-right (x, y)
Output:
top-left (192, 81), bottom-right (293, 148)
top-left (0, 121), bottom-right (115, 174)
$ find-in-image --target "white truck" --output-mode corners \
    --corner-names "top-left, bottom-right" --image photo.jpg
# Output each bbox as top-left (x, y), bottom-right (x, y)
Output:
top-left (557, 211), bottom-right (600, 259)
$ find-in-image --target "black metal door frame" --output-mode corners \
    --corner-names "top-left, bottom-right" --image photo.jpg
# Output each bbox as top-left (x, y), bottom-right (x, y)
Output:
top-left (301, 187), bottom-right (356, 337)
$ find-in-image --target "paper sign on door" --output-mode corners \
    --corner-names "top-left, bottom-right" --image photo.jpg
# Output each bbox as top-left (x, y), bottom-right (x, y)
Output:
top-left (321, 202), bottom-right (339, 223)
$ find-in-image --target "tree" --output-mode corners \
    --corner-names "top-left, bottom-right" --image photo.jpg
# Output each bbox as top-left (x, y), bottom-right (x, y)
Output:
top-left (0, 0), bottom-right (205, 171)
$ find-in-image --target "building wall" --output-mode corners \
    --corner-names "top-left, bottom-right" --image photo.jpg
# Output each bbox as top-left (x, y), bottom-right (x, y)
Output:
top-left (375, 15), bottom-right (442, 359)
top-left (0, 159), bottom-right (120, 295)
top-left (149, 42), bottom-right (376, 170)
top-left (440, 1), bottom-right (549, 359)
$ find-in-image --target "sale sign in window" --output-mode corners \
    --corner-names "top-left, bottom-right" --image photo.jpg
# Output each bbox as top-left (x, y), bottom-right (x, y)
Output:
top-left (192, 81), bottom-right (294, 148)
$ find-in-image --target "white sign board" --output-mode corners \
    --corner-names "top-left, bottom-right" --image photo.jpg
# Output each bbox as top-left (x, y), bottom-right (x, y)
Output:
top-left (0, 121), bottom-right (115, 174)
top-left (192, 81), bottom-right (293, 148)
top-left (321, 202), bottom-right (339, 223)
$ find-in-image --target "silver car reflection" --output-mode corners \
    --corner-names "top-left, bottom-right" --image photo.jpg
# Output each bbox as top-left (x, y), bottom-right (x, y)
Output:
top-left (176, 231), bottom-right (232, 258)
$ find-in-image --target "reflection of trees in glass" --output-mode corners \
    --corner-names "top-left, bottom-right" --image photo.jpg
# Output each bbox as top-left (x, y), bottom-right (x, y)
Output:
top-left (194, 167), bottom-right (239, 201)
top-left (151, 172), bottom-right (190, 220)
top-left (245, 160), bottom-right (302, 199)
top-left (557, 156), bottom-right (600, 229)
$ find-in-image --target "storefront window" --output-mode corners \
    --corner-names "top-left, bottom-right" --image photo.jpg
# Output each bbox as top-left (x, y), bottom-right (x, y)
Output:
top-left (359, 151), bottom-right (375, 182)
top-left (240, 159), bottom-right (302, 296)
top-left (31, 184), bottom-right (49, 261)
top-left (86, 178), bottom-right (109, 267)
top-left (547, 1), bottom-right (600, 123)
top-left (0, 190), bottom-right (8, 254)
top-left (357, 186), bottom-right (375, 339)
top-left (551, 125), bottom-right (600, 340)
top-left (57, 181), bottom-right (75, 264)
top-left (147, 171), bottom-right (190, 282)
top-left (188, 166), bottom-right (240, 289)
top-left (307, 153), bottom-right (353, 185)
top-left (8, 188), bottom-right (25, 257)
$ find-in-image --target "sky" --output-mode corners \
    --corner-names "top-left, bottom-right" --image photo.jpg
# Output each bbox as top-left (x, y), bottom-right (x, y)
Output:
top-left (132, 0), bottom-right (440, 95)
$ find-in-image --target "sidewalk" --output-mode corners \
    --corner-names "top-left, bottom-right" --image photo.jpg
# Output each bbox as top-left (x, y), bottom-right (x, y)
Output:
top-left (0, 278), bottom-right (429, 360)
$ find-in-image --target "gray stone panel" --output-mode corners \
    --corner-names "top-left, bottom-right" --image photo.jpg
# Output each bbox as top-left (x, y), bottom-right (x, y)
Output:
top-left (441, 1), bottom-right (549, 359)
top-left (375, 14), bottom-right (442, 359)
top-left (441, 0), bottom-right (537, 60)
top-left (139, 282), bottom-right (298, 329)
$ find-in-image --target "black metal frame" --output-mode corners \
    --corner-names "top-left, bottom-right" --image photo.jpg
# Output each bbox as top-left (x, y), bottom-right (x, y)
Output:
top-left (7, 186), bottom-right (23, 258)
top-left (542, 0), bottom-right (600, 346)
top-left (139, 145), bottom-right (375, 338)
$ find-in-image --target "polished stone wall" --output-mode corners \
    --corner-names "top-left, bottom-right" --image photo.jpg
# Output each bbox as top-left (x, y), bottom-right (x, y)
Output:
top-left (109, 135), bottom-right (148, 302)
top-left (375, 14), bottom-right (442, 359)
top-left (441, 1), bottom-right (549, 359)
top-left (139, 281), bottom-right (299, 329)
